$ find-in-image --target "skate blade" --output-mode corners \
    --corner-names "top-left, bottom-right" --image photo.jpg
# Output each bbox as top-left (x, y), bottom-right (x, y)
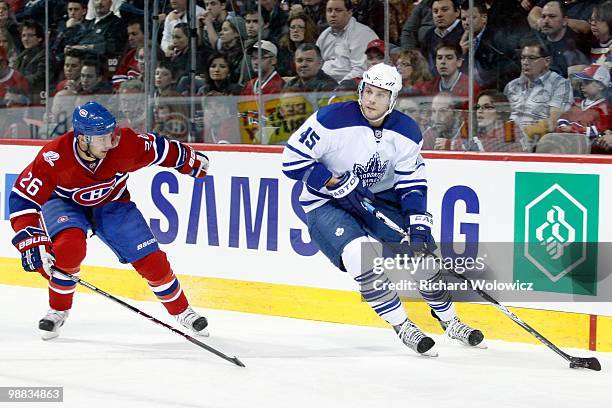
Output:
top-left (40, 329), bottom-right (60, 341)
top-left (420, 348), bottom-right (439, 357)
top-left (450, 338), bottom-right (488, 349)
top-left (191, 328), bottom-right (210, 337)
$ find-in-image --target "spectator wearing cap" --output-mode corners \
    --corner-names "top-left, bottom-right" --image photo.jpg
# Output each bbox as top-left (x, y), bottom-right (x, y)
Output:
top-left (242, 40), bottom-right (285, 95)
top-left (336, 38), bottom-right (385, 90)
top-left (316, 0), bottom-right (378, 83)
top-left (504, 37), bottom-right (572, 144)
top-left (556, 64), bottom-right (610, 138)
top-left (0, 46), bottom-right (28, 107)
top-left (162, 0), bottom-right (204, 57)
top-left (418, 43), bottom-right (479, 101)
top-left (14, 19), bottom-right (45, 104)
top-left (283, 43), bottom-right (337, 92)
top-left (277, 11), bottom-right (318, 76)
top-left (219, 16), bottom-right (252, 86)
top-left (418, 0), bottom-right (463, 75)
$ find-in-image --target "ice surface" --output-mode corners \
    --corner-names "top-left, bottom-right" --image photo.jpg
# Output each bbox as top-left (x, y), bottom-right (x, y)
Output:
top-left (0, 284), bottom-right (609, 408)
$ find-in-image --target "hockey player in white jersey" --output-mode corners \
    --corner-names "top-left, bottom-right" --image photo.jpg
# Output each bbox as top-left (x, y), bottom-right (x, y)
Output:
top-left (281, 63), bottom-right (484, 356)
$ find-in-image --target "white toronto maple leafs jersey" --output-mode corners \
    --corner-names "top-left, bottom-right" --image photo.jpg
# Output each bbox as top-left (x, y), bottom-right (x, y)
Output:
top-left (282, 101), bottom-right (426, 213)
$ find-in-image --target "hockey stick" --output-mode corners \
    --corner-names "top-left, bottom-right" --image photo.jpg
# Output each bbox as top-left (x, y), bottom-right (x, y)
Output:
top-left (360, 201), bottom-right (601, 371)
top-left (50, 267), bottom-right (246, 368)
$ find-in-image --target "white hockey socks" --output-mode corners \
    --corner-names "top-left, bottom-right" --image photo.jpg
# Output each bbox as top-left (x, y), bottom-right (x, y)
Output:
top-left (342, 237), bottom-right (408, 326)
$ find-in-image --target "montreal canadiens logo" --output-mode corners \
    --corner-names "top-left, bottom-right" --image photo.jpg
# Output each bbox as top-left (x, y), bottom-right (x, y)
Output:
top-left (79, 108), bottom-right (88, 117)
top-left (57, 215), bottom-right (69, 223)
top-left (72, 179), bottom-right (117, 206)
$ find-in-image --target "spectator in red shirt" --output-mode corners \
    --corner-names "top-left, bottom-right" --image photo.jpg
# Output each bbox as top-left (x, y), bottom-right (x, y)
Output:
top-left (112, 18), bottom-right (144, 88)
top-left (556, 64), bottom-right (610, 138)
top-left (242, 40), bottom-right (285, 95)
top-left (53, 49), bottom-right (82, 95)
top-left (418, 42), bottom-right (480, 102)
top-left (0, 46), bottom-right (29, 106)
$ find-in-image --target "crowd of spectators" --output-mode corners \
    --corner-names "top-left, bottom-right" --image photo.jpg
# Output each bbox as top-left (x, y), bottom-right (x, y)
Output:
top-left (0, 0), bottom-right (609, 151)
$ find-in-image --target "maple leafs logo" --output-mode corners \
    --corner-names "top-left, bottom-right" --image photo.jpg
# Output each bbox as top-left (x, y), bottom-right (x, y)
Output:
top-left (353, 153), bottom-right (389, 187)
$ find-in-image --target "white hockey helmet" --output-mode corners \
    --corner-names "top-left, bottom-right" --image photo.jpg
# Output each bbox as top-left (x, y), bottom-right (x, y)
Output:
top-left (358, 62), bottom-right (403, 122)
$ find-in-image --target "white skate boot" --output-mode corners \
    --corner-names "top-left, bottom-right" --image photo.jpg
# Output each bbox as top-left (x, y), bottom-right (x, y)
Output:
top-left (394, 318), bottom-right (437, 357)
top-left (441, 316), bottom-right (486, 348)
top-left (175, 307), bottom-right (209, 337)
top-left (39, 309), bottom-right (69, 340)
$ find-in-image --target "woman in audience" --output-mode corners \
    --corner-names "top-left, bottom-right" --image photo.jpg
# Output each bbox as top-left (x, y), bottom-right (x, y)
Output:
top-left (219, 16), bottom-right (251, 86)
top-left (589, 1), bottom-right (612, 66)
top-left (198, 53), bottom-right (242, 95)
top-left (277, 11), bottom-right (318, 76)
top-left (395, 49), bottom-right (431, 96)
top-left (473, 90), bottom-right (522, 152)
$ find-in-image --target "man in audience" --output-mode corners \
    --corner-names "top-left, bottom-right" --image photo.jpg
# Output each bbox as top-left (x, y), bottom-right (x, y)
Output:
top-left (242, 40), bottom-right (285, 95)
top-left (78, 60), bottom-right (112, 95)
top-left (112, 19), bottom-right (145, 88)
top-left (419, 43), bottom-right (479, 100)
top-left (316, 0), bottom-right (377, 83)
top-left (537, 0), bottom-right (590, 77)
top-left (53, 49), bottom-right (83, 94)
top-left (459, 0), bottom-right (520, 90)
top-left (50, 0), bottom-right (88, 70)
top-left (198, 0), bottom-right (227, 56)
top-left (419, 0), bottom-right (463, 74)
top-left (504, 38), bottom-right (573, 145)
top-left (422, 92), bottom-right (468, 150)
top-left (65, 0), bottom-right (125, 60)
top-left (283, 43), bottom-right (337, 92)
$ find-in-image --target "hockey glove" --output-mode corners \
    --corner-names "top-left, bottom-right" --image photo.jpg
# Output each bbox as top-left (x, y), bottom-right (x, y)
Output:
top-left (12, 227), bottom-right (55, 275)
top-left (177, 143), bottom-right (209, 178)
top-left (328, 172), bottom-right (374, 217)
top-left (404, 212), bottom-right (437, 253)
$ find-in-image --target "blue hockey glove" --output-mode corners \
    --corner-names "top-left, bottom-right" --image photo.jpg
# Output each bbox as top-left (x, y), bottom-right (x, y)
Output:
top-left (404, 212), bottom-right (437, 253)
top-left (328, 172), bottom-right (374, 217)
top-left (12, 227), bottom-right (55, 275)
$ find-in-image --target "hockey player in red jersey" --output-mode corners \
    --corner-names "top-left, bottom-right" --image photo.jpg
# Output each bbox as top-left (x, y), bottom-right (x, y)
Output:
top-left (10, 101), bottom-right (210, 340)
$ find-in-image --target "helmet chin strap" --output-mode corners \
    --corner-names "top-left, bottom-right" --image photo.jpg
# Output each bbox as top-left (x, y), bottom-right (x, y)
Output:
top-left (77, 136), bottom-right (98, 161)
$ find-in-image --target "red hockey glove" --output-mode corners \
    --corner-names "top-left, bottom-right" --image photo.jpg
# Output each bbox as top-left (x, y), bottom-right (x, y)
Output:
top-left (177, 144), bottom-right (209, 178)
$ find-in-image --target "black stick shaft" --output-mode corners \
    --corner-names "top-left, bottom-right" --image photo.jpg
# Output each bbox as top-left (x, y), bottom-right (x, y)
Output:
top-left (361, 201), bottom-right (599, 368)
top-left (51, 267), bottom-right (245, 367)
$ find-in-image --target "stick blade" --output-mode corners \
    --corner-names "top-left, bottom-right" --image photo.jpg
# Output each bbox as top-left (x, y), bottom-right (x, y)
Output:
top-left (569, 357), bottom-right (601, 371)
top-left (233, 357), bottom-right (246, 368)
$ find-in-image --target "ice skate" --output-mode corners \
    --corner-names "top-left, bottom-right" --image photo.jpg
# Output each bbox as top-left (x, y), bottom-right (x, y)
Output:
top-left (394, 318), bottom-right (437, 357)
top-left (431, 311), bottom-right (485, 348)
top-left (175, 307), bottom-right (209, 337)
top-left (39, 309), bottom-right (69, 340)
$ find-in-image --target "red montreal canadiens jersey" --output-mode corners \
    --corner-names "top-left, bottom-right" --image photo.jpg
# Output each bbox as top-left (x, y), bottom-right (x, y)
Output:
top-left (9, 128), bottom-right (187, 231)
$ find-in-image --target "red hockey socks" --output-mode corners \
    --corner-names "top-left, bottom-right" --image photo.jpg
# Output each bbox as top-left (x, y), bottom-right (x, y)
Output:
top-left (45, 228), bottom-right (86, 311)
top-left (132, 251), bottom-right (189, 315)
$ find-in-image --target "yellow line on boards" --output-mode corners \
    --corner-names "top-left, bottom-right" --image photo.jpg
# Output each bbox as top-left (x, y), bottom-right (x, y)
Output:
top-left (0, 257), bottom-right (609, 351)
